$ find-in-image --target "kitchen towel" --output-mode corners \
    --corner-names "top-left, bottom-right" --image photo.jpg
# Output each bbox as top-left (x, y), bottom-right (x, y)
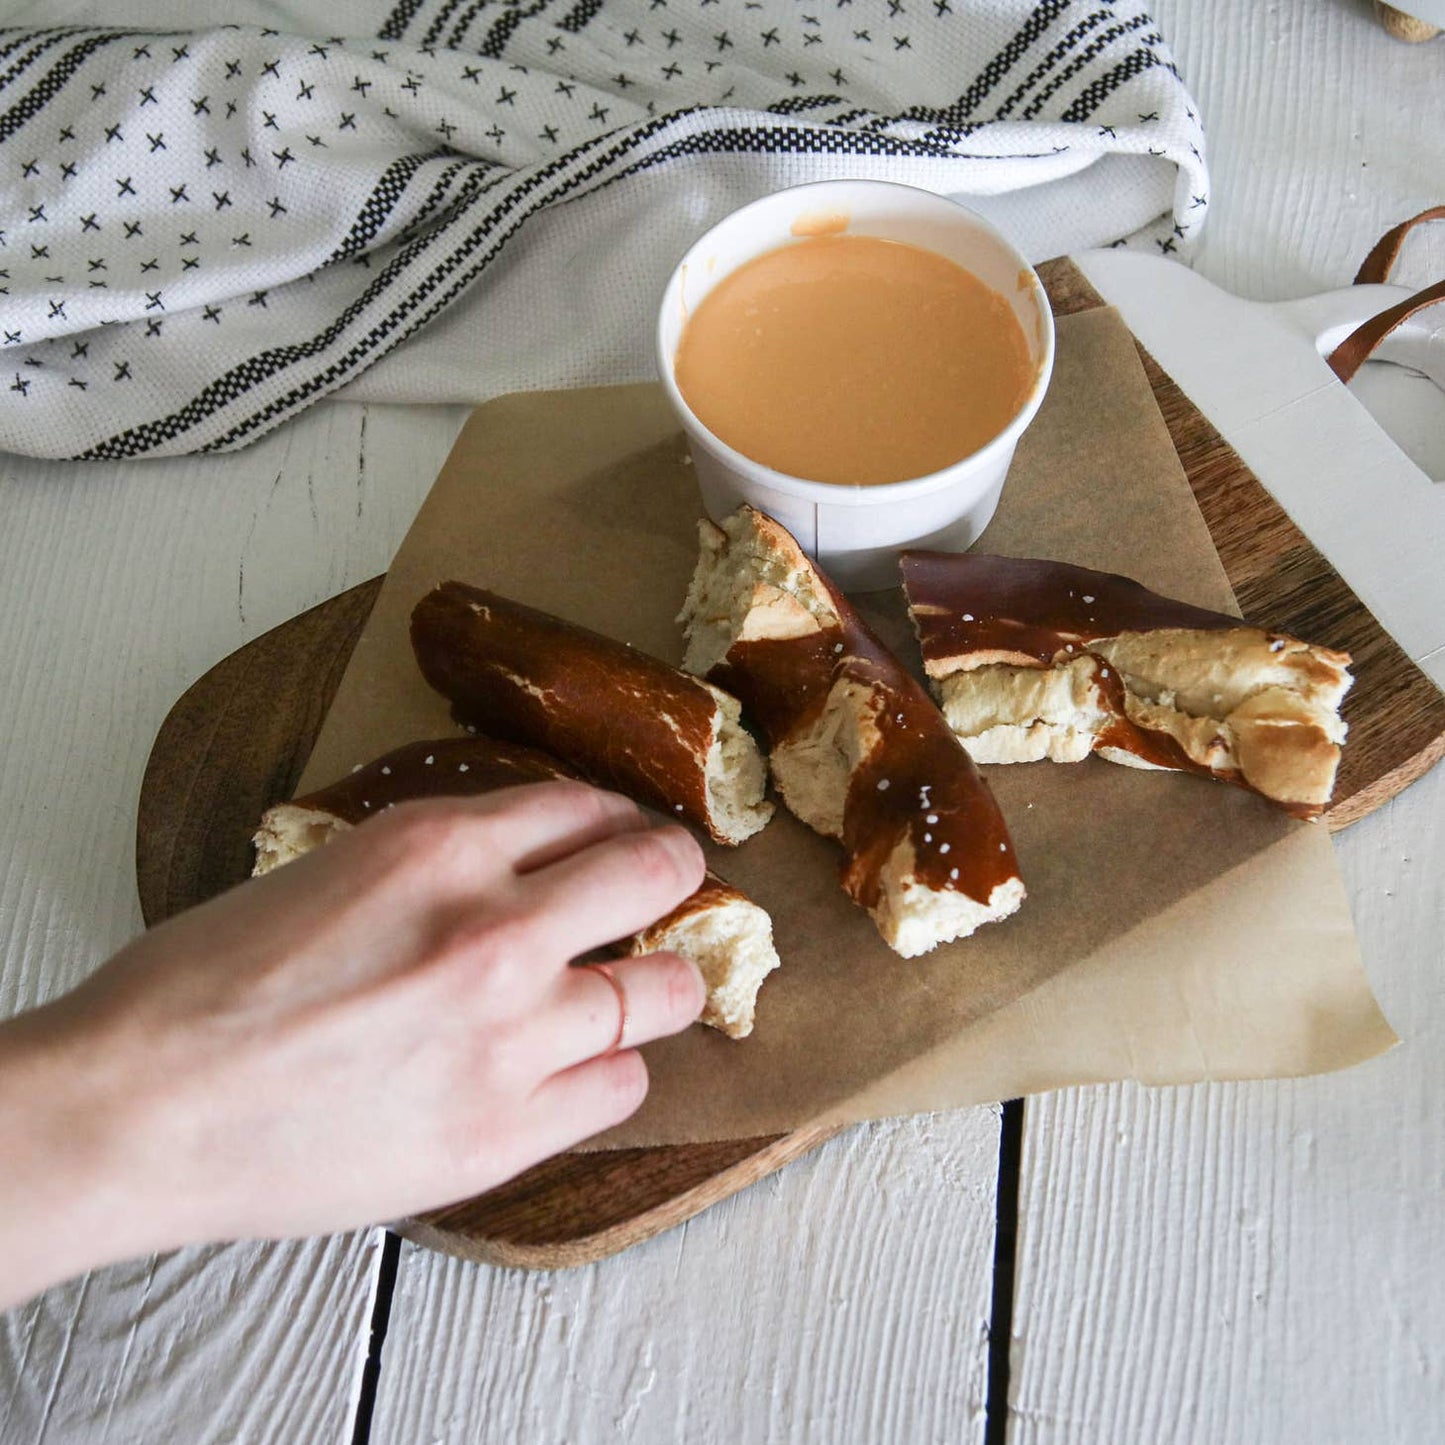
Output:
top-left (0, 0), bottom-right (1207, 458)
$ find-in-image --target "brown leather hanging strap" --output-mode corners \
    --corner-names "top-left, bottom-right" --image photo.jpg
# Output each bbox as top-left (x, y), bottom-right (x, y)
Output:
top-left (1327, 276), bottom-right (1445, 384)
top-left (1327, 207), bottom-right (1445, 383)
top-left (1352, 204), bottom-right (1445, 284)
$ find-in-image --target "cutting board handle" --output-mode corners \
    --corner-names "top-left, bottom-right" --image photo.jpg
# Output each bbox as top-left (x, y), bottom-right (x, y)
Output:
top-left (1272, 206), bottom-right (1445, 390)
top-left (1267, 284), bottom-right (1445, 391)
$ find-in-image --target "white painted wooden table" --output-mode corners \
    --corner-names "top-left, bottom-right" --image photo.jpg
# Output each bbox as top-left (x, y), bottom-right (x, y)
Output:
top-left (2, 3), bottom-right (1442, 1441)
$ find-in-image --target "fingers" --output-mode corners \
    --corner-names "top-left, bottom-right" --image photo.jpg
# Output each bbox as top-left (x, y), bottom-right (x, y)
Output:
top-left (352, 782), bottom-right (652, 895)
top-left (513, 823), bottom-right (706, 958)
top-left (533, 953), bottom-right (706, 1071)
top-left (494, 783), bottom-right (655, 875)
top-left (517, 1049), bottom-right (651, 1163)
top-left (429, 951), bottom-right (701, 1192)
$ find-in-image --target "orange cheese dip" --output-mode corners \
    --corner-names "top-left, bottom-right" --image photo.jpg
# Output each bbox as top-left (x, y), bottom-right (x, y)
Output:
top-left (674, 234), bottom-right (1034, 486)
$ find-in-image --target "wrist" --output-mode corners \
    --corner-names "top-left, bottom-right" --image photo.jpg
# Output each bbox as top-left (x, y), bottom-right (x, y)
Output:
top-left (0, 1000), bottom-right (159, 1310)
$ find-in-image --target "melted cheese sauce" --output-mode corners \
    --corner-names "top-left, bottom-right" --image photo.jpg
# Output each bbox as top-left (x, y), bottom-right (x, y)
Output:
top-left (674, 234), bottom-right (1034, 486)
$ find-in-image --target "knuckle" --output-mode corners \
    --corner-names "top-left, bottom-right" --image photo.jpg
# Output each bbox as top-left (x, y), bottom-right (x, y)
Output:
top-left (482, 778), bottom-right (568, 816)
top-left (551, 777), bottom-right (618, 814)
top-left (374, 800), bottom-right (474, 872)
top-left (435, 909), bottom-right (535, 980)
top-left (568, 783), bottom-right (646, 841)
top-left (617, 827), bottom-right (698, 895)
top-left (522, 778), bottom-right (632, 825)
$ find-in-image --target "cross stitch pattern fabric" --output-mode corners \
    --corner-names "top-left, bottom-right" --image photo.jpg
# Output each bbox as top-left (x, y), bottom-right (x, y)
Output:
top-left (0, 1), bottom-right (1207, 458)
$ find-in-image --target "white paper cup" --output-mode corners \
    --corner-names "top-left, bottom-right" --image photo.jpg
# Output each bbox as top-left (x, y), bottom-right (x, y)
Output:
top-left (657, 180), bottom-right (1055, 591)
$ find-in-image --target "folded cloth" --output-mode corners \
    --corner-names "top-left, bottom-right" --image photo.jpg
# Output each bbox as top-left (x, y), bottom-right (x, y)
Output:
top-left (0, 1), bottom-right (1207, 459)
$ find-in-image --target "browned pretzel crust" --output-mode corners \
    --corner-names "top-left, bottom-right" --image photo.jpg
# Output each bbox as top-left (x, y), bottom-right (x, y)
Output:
top-left (901, 552), bottom-right (1353, 818)
top-left (680, 507), bottom-right (1024, 958)
top-left (410, 583), bottom-right (771, 846)
top-left (253, 736), bottom-right (576, 864)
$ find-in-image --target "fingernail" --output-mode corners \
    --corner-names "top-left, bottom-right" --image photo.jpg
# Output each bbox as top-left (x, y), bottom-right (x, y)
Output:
top-left (671, 953), bottom-right (707, 1017)
top-left (685, 957), bottom-right (707, 1015)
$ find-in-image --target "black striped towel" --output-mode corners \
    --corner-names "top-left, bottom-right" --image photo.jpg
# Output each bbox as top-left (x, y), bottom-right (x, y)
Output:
top-left (0, 1), bottom-right (1206, 458)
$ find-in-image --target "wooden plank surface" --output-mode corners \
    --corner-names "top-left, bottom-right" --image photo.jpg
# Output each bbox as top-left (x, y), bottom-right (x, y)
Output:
top-left (0, 402), bottom-right (466, 1441)
top-left (3, 4), bottom-right (1440, 1442)
top-left (372, 1110), bottom-right (1005, 1445)
top-left (0, 1234), bottom-right (382, 1445)
top-left (1006, 2), bottom-right (1445, 1439)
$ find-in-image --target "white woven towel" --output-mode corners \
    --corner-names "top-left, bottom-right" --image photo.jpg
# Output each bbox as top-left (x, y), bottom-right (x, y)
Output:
top-left (0, 1), bottom-right (1207, 458)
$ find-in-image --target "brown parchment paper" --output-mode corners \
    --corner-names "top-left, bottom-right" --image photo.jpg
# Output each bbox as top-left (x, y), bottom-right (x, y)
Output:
top-left (298, 307), bottom-right (1396, 1147)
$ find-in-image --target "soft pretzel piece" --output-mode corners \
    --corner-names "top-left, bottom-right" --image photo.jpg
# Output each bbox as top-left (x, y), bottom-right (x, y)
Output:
top-left (410, 582), bottom-right (772, 846)
top-left (900, 552), bottom-right (1353, 818)
top-left (627, 872), bottom-right (781, 1039)
top-left (252, 735), bottom-right (577, 873)
top-left (252, 735), bottom-right (779, 1039)
top-left (679, 506), bottom-right (1024, 959)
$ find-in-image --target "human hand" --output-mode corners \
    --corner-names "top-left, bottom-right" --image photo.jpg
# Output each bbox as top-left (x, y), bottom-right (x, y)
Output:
top-left (0, 783), bottom-right (705, 1307)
